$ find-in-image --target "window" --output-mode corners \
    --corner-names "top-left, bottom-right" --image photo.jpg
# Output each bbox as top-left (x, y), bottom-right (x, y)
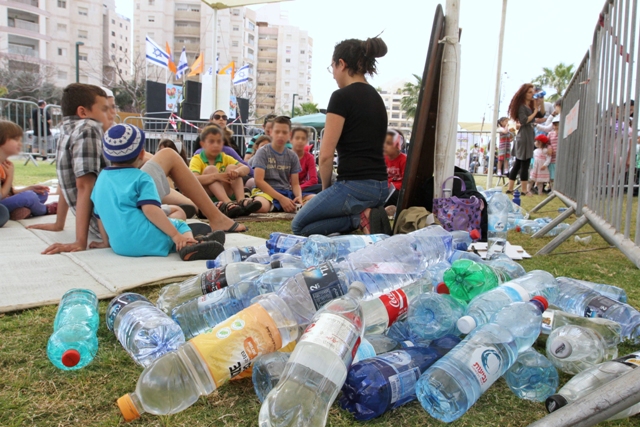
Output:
top-left (57, 0), bottom-right (66, 8)
top-left (119, 58), bottom-right (123, 62)
top-left (111, 43), bottom-right (115, 48)
top-left (148, 16), bottom-right (155, 23)
top-left (125, 37), bottom-right (128, 41)
top-left (285, 58), bottom-right (290, 63)
top-left (392, 113), bottom-right (399, 119)
top-left (57, 48), bottom-right (66, 56)
top-left (300, 50), bottom-right (305, 54)
top-left (119, 46), bottom-right (123, 51)
top-left (111, 31), bottom-right (115, 36)
top-left (286, 34), bottom-right (292, 39)
top-left (232, 8), bottom-right (240, 15)
top-left (111, 19), bottom-right (115, 24)
top-left (120, 23), bottom-right (122, 28)
top-left (248, 22), bottom-right (255, 31)
top-left (285, 70), bottom-right (290, 75)
top-left (232, 25), bottom-right (239, 31)
top-left (232, 41), bottom-right (239, 47)
top-left (149, 0), bottom-right (155, 5)
top-left (79, 53), bottom-right (88, 61)
top-left (57, 70), bottom-right (67, 79)
top-left (78, 7), bottom-right (88, 16)
top-left (78, 30), bottom-right (88, 39)
top-left (285, 82), bottom-right (290, 87)
top-left (57, 23), bottom-right (67, 31)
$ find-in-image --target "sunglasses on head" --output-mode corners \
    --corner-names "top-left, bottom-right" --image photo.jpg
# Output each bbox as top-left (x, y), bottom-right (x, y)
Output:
top-left (213, 114), bottom-right (228, 120)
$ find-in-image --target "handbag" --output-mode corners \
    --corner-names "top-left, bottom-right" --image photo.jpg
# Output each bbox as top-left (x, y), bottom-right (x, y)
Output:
top-left (432, 176), bottom-right (484, 233)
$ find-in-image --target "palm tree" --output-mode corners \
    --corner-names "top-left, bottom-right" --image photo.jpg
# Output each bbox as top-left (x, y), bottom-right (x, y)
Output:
top-left (400, 74), bottom-right (422, 119)
top-left (293, 102), bottom-right (319, 117)
top-left (532, 63), bottom-right (575, 102)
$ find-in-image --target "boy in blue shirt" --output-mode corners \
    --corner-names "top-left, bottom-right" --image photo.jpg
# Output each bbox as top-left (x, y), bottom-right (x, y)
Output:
top-left (91, 124), bottom-right (224, 261)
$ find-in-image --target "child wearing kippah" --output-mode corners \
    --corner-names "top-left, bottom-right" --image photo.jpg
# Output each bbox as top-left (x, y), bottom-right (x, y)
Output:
top-left (91, 124), bottom-right (224, 261)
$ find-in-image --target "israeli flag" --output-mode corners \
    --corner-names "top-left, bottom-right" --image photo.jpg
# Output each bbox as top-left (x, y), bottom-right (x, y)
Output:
top-left (176, 47), bottom-right (189, 79)
top-left (233, 64), bottom-right (250, 85)
top-left (145, 35), bottom-right (169, 68)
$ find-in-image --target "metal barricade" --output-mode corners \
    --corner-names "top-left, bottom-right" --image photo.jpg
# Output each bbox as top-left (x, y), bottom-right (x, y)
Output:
top-left (123, 116), bottom-right (209, 158)
top-left (0, 98), bottom-right (46, 166)
top-left (455, 131), bottom-right (491, 173)
top-left (42, 103), bottom-right (63, 163)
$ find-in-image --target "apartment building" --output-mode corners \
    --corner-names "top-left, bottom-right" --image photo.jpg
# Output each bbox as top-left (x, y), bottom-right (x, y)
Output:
top-left (103, 3), bottom-right (132, 86)
top-left (379, 81), bottom-right (414, 139)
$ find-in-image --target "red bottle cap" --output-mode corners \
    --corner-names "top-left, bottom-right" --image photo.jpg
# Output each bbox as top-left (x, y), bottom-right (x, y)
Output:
top-left (531, 296), bottom-right (549, 310)
top-left (61, 349), bottom-right (81, 367)
top-left (516, 226), bottom-right (522, 232)
top-left (469, 229), bottom-right (481, 240)
top-left (436, 283), bottom-right (450, 294)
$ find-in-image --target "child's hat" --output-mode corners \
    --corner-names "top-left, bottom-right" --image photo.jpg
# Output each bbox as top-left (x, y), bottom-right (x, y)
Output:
top-left (552, 116), bottom-right (560, 123)
top-left (103, 124), bottom-right (145, 162)
top-left (535, 134), bottom-right (550, 144)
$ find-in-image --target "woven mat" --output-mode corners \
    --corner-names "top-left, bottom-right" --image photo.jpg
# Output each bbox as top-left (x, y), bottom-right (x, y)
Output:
top-left (234, 212), bottom-right (296, 223)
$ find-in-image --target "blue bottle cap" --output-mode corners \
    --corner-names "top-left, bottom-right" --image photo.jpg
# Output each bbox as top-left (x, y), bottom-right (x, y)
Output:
top-left (106, 293), bottom-right (149, 332)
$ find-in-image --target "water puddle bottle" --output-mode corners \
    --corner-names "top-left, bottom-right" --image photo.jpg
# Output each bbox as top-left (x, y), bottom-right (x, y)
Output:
top-left (505, 348), bottom-right (558, 402)
top-left (301, 234), bottom-right (389, 267)
top-left (546, 324), bottom-right (619, 375)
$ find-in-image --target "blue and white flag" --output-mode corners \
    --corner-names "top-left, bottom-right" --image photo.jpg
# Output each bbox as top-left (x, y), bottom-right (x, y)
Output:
top-left (233, 64), bottom-right (250, 85)
top-left (145, 35), bottom-right (169, 68)
top-left (175, 47), bottom-right (189, 79)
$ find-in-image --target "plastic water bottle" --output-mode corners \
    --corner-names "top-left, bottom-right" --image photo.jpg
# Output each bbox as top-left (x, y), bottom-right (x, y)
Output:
top-left (489, 297), bottom-right (548, 353)
top-left (415, 323), bottom-right (518, 422)
top-left (171, 268), bottom-right (303, 339)
top-left (546, 325), bottom-right (619, 375)
top-left (407, 292), bottom-right (465, 340)
top-left (487, 191), bottom-right (510, 255)
top-left (408, 225), bottom-right (454, 266)
top-left (301, 234), bottom-right (390, 267)
top-left (266, 232), bottom-right (307, 254)
top-left (47, 289), bottom-right (99, 370)
top-left (540, 308), bottom-right (622, 348)
top-left (258, 283), bottom-right (366, 427)
top-left (547, 222), bottom-right (570, 236)
top-left (386, 319), bottom-right (431, 347)
top-left (117, 293), bottom-right (299, 421)
top-left (353, 337), bottom-right (377, 363)
top-left (361, 281), bottom-right (426, 335)
top-left (559, 277), bottom-right (628, 303)
top-left (450, 230), bottom-right (481, 251)
top-left (449, 250), bottom-right (484, 264)
top-left (545, 350), bottom-right (640, 420)
top-left (245, 252), bottom-right (306, 269)
top-left (515, 220), bottom-right (542, 234)
top-left (107, 293), bottom-right (185, 367)
top-left (505, 348), bottom-right (558, 402)
top-left (509, 270), bottom-right (559, 304)
top-left (156, 262), bottom-right (273, 314)
top-left (340, 336), bottom-right (461, 421)
top-left (365, 334), bottom-right (401, 354)
top-left (440, 259), bottom-right (505, 303)
top-left (554, 277), bottom-right (640, 342)
top-left (486, 253), bottom-right (526, 279)
top-left (426, 261), bottom-right (451, 287)
top-left (512, 190), bottom-right (521, 206)
top-left (206, 246), bottom-right (269, 269)
top-left (253, 352), bottom-right (292, 403)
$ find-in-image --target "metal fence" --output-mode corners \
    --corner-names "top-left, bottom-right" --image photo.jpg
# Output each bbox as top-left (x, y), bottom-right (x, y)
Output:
top-left (455, 131), bottom-right (492, 172)
top-left (530, 0), bottom-right (640, 268)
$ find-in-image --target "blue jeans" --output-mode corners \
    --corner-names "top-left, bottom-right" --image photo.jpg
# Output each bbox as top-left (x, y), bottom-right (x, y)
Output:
top-left (292, 180), bottom-right (389, 236)
top-left (0, 204), bottom-right (8, 227)
top-left (0, 190), bottom-right (48, 216)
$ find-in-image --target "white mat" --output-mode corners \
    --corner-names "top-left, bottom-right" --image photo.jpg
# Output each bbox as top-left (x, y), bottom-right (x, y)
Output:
top-left (1, 215), bottom-right (266, 313)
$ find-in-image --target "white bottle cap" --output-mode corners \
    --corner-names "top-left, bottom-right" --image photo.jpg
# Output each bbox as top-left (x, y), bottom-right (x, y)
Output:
top-left (549, 338), bottom-right (572, 359)
top-left (505, 283), bottom-right (530, 302)
top-left (349, 281), bottom-right (367, 298)
top-left (457, 316), bottom-right (477, 334)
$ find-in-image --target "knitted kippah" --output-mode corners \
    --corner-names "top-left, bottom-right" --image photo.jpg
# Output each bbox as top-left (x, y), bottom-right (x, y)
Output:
top-left (103, 124), bottom-right (145, 162)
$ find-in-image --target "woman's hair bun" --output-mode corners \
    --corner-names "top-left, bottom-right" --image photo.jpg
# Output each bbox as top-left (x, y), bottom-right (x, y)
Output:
top-left (363, 37), bottom-right (388, 59)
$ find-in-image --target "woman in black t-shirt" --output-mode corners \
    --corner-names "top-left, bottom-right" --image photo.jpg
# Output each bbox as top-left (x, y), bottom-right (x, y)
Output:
top-left (292, 37), bottom-right (392, 236)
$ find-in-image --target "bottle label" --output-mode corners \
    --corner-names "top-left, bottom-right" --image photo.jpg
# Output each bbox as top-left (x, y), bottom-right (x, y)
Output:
top-left (302, 263), bottom-right (345, 310)
top-left (197, 290), bottom-right (226, 312)
top-left (201, 268), bottom-right (228, 294)
top-left (614, 351), bottom-right (640, 368)
top-left (488, 218), bottom-right (506, 233)
top-left (300, 313), bottom-right (360, 366)
top-left (237, 247), bottom-right (257, 261)
top-left (389, 368), bottom-right (421, 404)
top-left (467, 346), bottom-right (504, 393)
top-left (541, 311), bottom-right (554, 334)
top-left (190, 304), bottom-right (283, 388)
top-left (106, 293), bottom-right (149, 332)
top-left (367, 351), bottom-right (418, 405)
top-left (379, 289), bottom-right (409, 327)
top-left (585, 296), bottom-right (618, 318)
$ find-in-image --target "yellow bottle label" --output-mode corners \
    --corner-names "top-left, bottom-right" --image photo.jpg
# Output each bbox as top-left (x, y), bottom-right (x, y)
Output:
top-left (190, 304), bottom-right (282, 388)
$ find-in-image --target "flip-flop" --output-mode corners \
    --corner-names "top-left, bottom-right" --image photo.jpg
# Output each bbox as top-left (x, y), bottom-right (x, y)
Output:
top-left (188, 222), bottom-right (212, 236)
top-left (222, 221), bottom-right (247, 233)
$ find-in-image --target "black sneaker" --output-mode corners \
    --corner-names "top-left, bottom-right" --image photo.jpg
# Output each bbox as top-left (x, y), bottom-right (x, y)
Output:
top-left (195, 230), bottom-right (226, 245)
top-left (179, 241), bottom-right (224, 261)
top-left (179, 204), bottom-right (197, 219)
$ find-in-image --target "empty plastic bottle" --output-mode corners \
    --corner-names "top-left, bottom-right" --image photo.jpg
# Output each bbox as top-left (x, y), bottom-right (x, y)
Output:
top-left (540, 308), bottom-right (622, 349)
top-left (365, 334), bottom-right (401, 354)
top-left (361, 281), bottom-right (426, 335)
top-left (266, 232), bottom-right (307, 254)
top-left (107, 293), bottom-right (185, 367)
top-left (386, 319), bottom-right (431, 348)
top-left (448, 250), bottom-right (484, 264)
top-left (547, 222), bottom-right (570, 237)
top-left (207, 246), bottom-right (269, 269)
top-left (172, 267), bottom-right (303, 340)
top-left (245, 252), bottom-right (306, 269)
top-left (490, 297), bottom-right (548, 353)
top-left (486, 253), bottom-right (526, 279)
top-left (505, 348), bottom-right (558, 402)
top-left (340, 336), bottom-right (461, 421)
top-left (450, 230), bottom-right (481, 251)
top-left (441, 259), bottom-right (506, 303)
top-left (426, 261), bottom-right (451, 288)
top-left (546, 324), bottom-right (619, 375)
top-left (516, 220), bottom-right (542, 234)
top-left (559, 277), bottom-right (627, 303)
top-left (301, 234), bottom-right (389, 267)
top-left (487, 191), bottom-right (510, 256)
top-left (407, 292), bottom-right (465, 340)
top-left (546, 350), bottom-right (640, 420)
top-left (156, 262), bottom-right (273, 314)
top-left (253, 352), bottom-right (292, 403)
top-left (353, 337), bottom-right (376, 363)
top-left (258, 283), bottom-right (366, 427)
top-left (554, 276), bottom-right (640, 342)
top-left (408, 225), bottom-right (454, 266)
top-left (117, 293), bottom-right (299, 421)
top-left (47, 289), bottom-right (99, 370)
top-left (415, 323), bottom-right (518, 422)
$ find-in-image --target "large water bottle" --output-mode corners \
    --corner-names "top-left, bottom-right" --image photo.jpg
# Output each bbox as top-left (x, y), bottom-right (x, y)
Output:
top-left (172, 268), bottom-right (303, 339)
top-left (545, 350), bottom-right (640, 420)
top-left (426, 261), bottom-right (451, 288)
top-left (487, 191), bottom-right (510, 255)
top-left (386, 318), bottom-right (431, 347)
top-left (301, 234), bottom-right (389, 267)
top-left (156, 262), bottom-right (273, 314)
top-left (516, 220), bottom-right (542, 235)
top-left (415, 323), bottom-right (518, 422)
top-left (505, 348), bottom-right (558, 402)
top-left (489, 297), bottom-right (548, 353)
top-left (554, 276), bottom-right (640, 342)
top-left (258, 283), bottom-right (366, 427)
top-left (266, 232), bottom-right (307, 254)
top-left (361, 281), bottom-right (426, 335)
top-left (253, 351), bottom-right (292, 403)
top-left (456, 283), bottom-right (530, 334)
top-left (365, 334), bottom-right (401, 354)
top-left (547, 222), bottom-right (570, 236)
top-left (440, 259), bottom-right (505, 303)
top-left (486, 253), bottom-right (526, 279)
top-left (117, 293), bottom-right (299, 421)
top-left (559, 277), bottom-right (627, 303)
top-left (207, 245), bottom-right (269, 269)
top-left (107, 293), bottom-right (185, 367)
top-left (340, 336), bottom-right (461, 421)
top-left (546, 325), bottom-right (619, 374)
top-left (408, 225), bottom-right (454, 266)
top-left (407, 292), bottom-right (465, 340)
top-left (449, 250), bottom-right (484, 264)
top-left (245, 252), bottom-right (306, 269)
top-left (508, 270), bottom-right (559, 304)
top-left (540, 308), bottom-right (622, 349)
top-left (47, 289), bottom-right (99, 370)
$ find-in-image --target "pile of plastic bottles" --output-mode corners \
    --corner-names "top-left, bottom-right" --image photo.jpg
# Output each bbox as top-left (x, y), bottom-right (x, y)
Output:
top-left (46, 223), bottom-right (640, 426)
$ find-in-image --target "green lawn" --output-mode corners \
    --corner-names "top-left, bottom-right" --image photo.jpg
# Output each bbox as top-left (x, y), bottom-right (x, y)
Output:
top-left (3, 167), bottom-right (640, 426)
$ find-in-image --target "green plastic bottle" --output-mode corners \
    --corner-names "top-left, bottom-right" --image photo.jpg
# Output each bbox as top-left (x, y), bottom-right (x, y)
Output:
top-left (440, 259), bottom-right (508, 303)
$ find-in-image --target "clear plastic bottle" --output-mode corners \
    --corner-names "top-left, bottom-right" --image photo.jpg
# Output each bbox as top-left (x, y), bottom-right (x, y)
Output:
top-left (386, 319), bottom-right (432, 348)
top-left (505, 348), bottom-right (558, 402)
top-left (353, 337), bottom-right (376, 363)
top-left (340, 336), bottom-right (461, 421)
top-left (450, 230), bottom-right (481, 251)
top-left (426, 261), bottom-right (451, 288)
top-left (508, 270), bottom-right (559, 305)
top-left (117, 293), bottom-right (299, 421)
top-left (245, 253), bottom-right (306, 270)
top-left (540, 308), bottom-right (622, 352)
top-left (361, 281), bottom-right (426, 335)
top-left (558, 276), bottom-right (627, 303)
top-left (485, 253), bottom-right (527, 279)
top-left (266, 232), bottom-right (307, 254)
top-left (365, 334), bottom-right (400, 354)
top-left (47, 289), bottom-right (99, 370)
top-left (456, 283), bottom-right (530, 334)
top-left (206, 246), bottom-right (269, 269)
top-left (448, 250), bottom-right (484, 264)
top-left (107, 293), bottom-right (185, 367)
top-left (546, 324), bottom-right (619, 375)
top-left (407, 292), bottom-right (465, 340)
top-left (156, 262), bottom-right (273, 314)
top-left (487, 191), bottom-right (510, 255)
top-left (301, 234), bottom-right (389, 267)
top-left (171, 268), bottom-right (303, 340)
top-left (554, 276), bottom-right (640, 342)
top-left (545, 351), bottom-right (640, 420)
top-left (441, 259), bottom-right (505, 303)
top-left (408, 225), bottom-right (454, 266)
top-left (516, 220), bottom-right (542, 235)
top-left (258, 283), bottom-right (366, 427)
top-left (490, 297), bottom-right (548, 353)
top-left (547, 222), bottom-right (570, 236)
top-left (415, 323), bottom-right (518, 422)
top-left (253, 352), bottom-right (292, 403)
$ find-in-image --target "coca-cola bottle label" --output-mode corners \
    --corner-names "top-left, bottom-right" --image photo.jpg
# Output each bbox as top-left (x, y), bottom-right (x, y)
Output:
top-left (584, 296), bottom-right (618, 318)
top-left (302, 263), bottom-right (345, 310)
top-left (300, 313), bottom-right (360, 366)
top-left (237, 247), bottom-right (257, 261)
top-left (379, 289), bottom-right (409, 327)
top-left (201, 268), bottom-right (228, 294)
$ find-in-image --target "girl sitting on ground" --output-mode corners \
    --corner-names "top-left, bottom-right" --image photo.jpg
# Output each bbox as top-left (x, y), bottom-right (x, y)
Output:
top-left (158, 138), bottom-right (188, 165)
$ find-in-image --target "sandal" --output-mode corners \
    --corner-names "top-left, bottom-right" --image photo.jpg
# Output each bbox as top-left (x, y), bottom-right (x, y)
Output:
top-left (221, 221), bottom-right (247, 233)
top-left (215, 201), bottom-right (244, 219)
top-left (505, 190), bottom-right (513, 194)
top-left (237, 198), bottom-right (262, 216)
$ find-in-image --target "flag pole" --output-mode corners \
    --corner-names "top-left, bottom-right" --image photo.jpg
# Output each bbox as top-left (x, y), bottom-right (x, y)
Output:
top-left (211, 8), bottom-right (218, 112)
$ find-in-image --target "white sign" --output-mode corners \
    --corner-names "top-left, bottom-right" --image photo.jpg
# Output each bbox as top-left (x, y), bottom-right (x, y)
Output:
top-left (564, 100), bottom-right (580, 138)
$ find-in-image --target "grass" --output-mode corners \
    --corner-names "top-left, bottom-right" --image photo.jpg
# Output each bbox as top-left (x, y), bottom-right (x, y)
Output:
top-left (3, 167), bottom-right (640, 426)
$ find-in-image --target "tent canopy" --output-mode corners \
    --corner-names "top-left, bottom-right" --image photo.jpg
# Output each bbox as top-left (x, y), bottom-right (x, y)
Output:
top-left (291, 113), bottom-right (326, 129)
top-left (200, 0), bottom-right (290, 10)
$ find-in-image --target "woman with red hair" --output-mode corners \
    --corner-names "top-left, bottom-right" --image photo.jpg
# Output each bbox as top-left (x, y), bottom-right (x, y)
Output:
top-left (507, 83), bottom-right (542, 195)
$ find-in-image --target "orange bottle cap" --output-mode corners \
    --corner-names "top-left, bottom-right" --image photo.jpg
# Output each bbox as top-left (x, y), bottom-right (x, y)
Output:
top-left (118, 394), bottom-right (141, 422)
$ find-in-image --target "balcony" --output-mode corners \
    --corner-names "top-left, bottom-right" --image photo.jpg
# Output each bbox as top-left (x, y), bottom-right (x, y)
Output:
top-left (175, 10), bottom-right (200, 22)
top-left (8, 43), bottom-right (38, 57)
top-left (258, 50), bottom-right (276, 59)
top-left (176, 42), bottom-right (200, 53)
top-left (258, 39), bottom-right (277, 48)
top-left (9, 0), bottom-right (39, 7)
top-left (9, 18), bottom-right (39, 32)
top-left (257, 62), bottom-right (276, 71)
top-left (174, 25), bottom-right (200, 36)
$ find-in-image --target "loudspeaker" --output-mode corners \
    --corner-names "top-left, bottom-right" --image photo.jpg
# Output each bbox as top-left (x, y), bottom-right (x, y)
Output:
top-left (146, 80), bottom-right (166, 113)
top-left (236, 98), bottom-right (249, 123)
top-left (181, 102), bottom-right (200, 121)
top-left (184, 80), bottom-right (201, 104)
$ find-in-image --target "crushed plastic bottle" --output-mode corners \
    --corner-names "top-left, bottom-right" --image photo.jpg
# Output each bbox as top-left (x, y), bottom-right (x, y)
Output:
top-left (540, 308), bottom-right (622, 348)
top-left (361, 281), bottom-right (426, 335)
top-left (505, 348), bottom-right (558, 402)
top-left (515, 220), bottom-right (542, 234)
top-left (426, 261), bottom-right (452, 288)
top-left (547, 222), bottom-right (570, 237)
top-left (407, 292), bottom-right (465, 340)
top-left (559, 277), bottom-right (628, 303)
top-left (301, 234), bottom-right (389, 267)
top-left (365, 334), bottom-right (401, 354)
top-left (486, 253), bottom-right (527, 279)
top-left (546, 324), bottom-right (619, 375)
top-left (489, 297), bottom-right (548, 353)
top-left (47, 289), bottom-right (99, 370)
top-left (253, 352), bottom-right (292, 403)
top-left (107, 293), bottom-right (185, 367)
top-left (449, 250), bottom-right (484, 264)
top-left (266, 232), bottom-right (307, 254)
top-left (386, 319), bottom-right (432, 348)
top-left (207, 246), bottom-right (269, 269)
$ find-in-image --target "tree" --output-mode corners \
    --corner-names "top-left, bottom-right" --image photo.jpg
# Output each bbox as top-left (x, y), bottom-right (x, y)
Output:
top-left (400, 74), bottom-right (422, 119)
top-left (532, 63), bottom-right (575, 102)
top-left (293, 102), bottom-right (319, 117)
top-left (104, 51), bottom-right (148, 113)
top-left (0, 55), bottom-right (61, 103)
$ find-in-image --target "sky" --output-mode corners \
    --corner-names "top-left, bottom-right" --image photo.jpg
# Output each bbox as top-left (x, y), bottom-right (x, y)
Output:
top-left (115, 0), bottom-right (605, 122)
